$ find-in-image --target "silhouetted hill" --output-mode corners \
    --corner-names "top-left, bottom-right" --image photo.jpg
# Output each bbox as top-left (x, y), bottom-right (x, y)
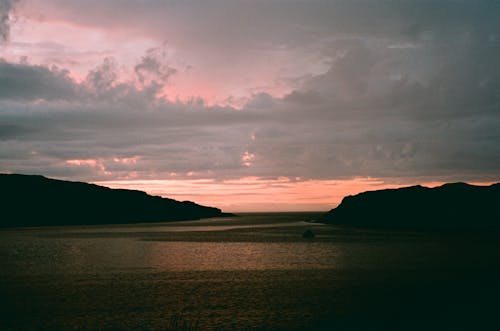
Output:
top-left (322, 182), bottom-right (500, 230)
top-left (0, 174), bottom-right (229, 227)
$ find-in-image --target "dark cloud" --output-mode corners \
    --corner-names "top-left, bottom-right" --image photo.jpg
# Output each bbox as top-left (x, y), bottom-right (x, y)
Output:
top-left (0, 53), bottom-right (177, 105)
top-left (244, 92), bottom-right (274, 110)
top-left (85, 57), bottom-right (119, 96)
top-left (0, 60), bottom-right (78, 100)
top-left (26, 1), bottom-right (500, 51)
top-left (134, 46), bottom-right (177, 87)
top-left (0, 0), bottom-right (17, 42)
top-left (2, 77), bottom-right (499, 184)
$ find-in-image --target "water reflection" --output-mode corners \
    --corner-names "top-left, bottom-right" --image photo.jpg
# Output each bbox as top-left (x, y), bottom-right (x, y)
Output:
top-left (61, 221), bottom-right (317, 234)
top-left (147, 242), bottom-right (340, 271)
top-left (0, 237), bottom-right (341, 276)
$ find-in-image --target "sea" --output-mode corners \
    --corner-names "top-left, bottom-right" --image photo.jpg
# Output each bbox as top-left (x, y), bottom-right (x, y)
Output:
top-left (1, 212), bottom-right (500, 330)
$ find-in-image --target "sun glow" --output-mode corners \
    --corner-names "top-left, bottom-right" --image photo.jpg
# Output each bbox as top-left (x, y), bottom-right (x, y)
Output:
top-left (93, 177), bottom-right (395, 212)
top-left (92, 177), bottom-right (499, 213)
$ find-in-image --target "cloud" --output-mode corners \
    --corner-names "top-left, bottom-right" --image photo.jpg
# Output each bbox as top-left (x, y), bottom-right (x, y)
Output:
top-left (21, 1), bottom-right (499, 49)
top-left (16, 1), bottom-right (498, 105)
top-left (134, 46), bottom-right (177, 87)
top-left (1, 1), bottom-right (499, 187)
top-left (0, 48), bottom-right (181, 106)
top-left (0, 59), bottom-right (78, 100)
top-left (0, 0), bottom-right (17, 42)
top-left (244, 92), bottom-right (274, 110)
top-left (84, 57), bottom-right (118, 95)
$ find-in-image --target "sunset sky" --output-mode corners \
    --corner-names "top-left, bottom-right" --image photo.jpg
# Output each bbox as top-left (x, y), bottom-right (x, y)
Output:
top-left (1, 0), bottom-right (499, 211)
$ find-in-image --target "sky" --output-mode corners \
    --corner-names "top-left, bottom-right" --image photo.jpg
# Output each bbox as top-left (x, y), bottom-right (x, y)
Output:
top-left (0, 0), bottom-right (499, 212)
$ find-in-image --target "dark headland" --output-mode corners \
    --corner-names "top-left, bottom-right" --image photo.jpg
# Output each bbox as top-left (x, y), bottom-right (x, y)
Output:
top-left (322, 182), bottom-right (500, 230)
top-left (0, 174), bottom-right (230, 227)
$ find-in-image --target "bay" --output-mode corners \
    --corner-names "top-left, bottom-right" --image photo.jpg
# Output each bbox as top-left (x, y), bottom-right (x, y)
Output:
top-left (1, 212), bottom-right (499, 330)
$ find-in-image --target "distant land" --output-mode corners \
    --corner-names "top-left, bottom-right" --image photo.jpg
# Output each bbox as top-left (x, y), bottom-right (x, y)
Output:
top-left (0, 174), bottom-right (230, 228)
top-left (322, 182), bottom-right (500, 230)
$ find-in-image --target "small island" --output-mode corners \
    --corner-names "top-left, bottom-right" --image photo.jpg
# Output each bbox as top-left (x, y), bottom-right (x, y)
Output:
top-left (1, 174), bottom-right (230, 227)
top-left (322, 182), bottom-right (500, 230)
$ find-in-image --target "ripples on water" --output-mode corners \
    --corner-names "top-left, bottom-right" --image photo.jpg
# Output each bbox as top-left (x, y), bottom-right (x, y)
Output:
top-left (1, 212), bottom-right (500, 330)
top-left (1, 213), bottom-right (331, 275)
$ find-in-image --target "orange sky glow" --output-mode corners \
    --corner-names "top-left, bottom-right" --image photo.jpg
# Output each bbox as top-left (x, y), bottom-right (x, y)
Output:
top-left (92, 177), bottom-right (497, 213)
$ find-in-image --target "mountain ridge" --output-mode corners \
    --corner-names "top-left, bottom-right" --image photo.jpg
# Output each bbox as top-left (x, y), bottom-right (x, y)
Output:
top-left (322, 182), bottom-right (500, 229)
top-left (0, 173), bottom-right (230, 227)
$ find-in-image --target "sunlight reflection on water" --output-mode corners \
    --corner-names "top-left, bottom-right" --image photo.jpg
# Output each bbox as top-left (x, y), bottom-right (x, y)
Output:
top-left (63, 221), bottom-right (315, 233)
top-left (0, 213), bottom-right (336, 276)
top-left (147, 241), bottom-right (340, 271)
top-left (0, 237), bottom-right (341, 275)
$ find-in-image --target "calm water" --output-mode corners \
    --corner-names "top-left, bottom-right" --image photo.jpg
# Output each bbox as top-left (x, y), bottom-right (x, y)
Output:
top-left (1, 213), bottom-right (500, 330)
